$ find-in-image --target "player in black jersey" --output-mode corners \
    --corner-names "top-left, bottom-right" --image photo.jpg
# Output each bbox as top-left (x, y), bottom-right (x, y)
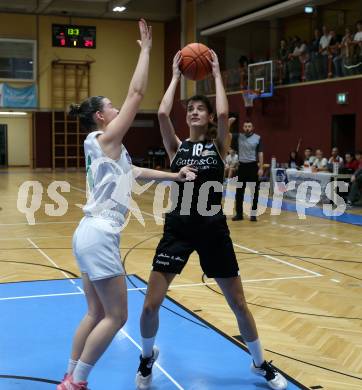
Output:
top-left (135, 51), bottom-right (287, 390)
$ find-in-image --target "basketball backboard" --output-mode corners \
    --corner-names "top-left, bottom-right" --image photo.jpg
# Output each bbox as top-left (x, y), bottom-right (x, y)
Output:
top-left (248, 60), bottom-right (273, 97)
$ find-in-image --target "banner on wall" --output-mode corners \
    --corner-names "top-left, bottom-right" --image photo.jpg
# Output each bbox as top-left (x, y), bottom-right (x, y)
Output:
top-left (0, 83), bottom-right (37, 108)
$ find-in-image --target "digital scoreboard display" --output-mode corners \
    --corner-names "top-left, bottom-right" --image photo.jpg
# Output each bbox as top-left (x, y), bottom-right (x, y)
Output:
top-left (52, 24), bottom-right (96, 49)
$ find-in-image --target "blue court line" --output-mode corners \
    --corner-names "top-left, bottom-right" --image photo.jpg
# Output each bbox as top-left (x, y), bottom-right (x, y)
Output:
top-left (0, 277), bottom-right (306, 389)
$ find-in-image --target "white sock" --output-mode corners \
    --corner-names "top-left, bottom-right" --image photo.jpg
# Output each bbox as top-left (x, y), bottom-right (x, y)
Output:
top-left (72, 360), bottom-right (93, 383)
top-left (245, 339), bottom-right (264, 367)
top-left (67, 359), bottom-right (78, 375)
top-left (141, 336), bottom-right (155, 358)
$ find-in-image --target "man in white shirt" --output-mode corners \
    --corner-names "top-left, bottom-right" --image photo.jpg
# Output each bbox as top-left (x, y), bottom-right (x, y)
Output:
top-left (319, 25), bottom-right (332, 78)
top-left (328, 147), bottom-right (344, 165)
top-left (354, 20), bottom-right (362, 42)
top-left (353, 20), bottom-right (362, 68)
top-left (312, 149), bottom-right (328, 171)
top-left (302, 147), bottom-right (315, 169)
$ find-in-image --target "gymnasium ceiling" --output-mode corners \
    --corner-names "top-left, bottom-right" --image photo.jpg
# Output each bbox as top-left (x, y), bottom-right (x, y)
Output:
top-left (0, 0), bottom-right (300, 22)
top-left (0, 0), bottom-right (337, 25)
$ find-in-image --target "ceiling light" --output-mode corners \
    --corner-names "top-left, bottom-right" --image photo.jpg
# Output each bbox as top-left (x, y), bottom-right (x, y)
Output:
top-left (304, 6), bottom-right (314, 14)
top-left (113, 6), bottom-right (126, 12)
top-left (0, 111), bottom-right (28, 116)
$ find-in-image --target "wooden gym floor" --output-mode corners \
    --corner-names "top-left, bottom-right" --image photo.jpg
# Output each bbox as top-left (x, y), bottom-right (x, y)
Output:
top-left (0, 168), bottom-right (361, 390)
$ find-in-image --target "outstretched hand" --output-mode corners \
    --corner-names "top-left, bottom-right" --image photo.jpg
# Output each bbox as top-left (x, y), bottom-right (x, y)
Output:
top-left (137, 18), bottom-right (152, 51)
top-left (207, 49), bottom-right (221, 78)
top-left (172, 51), bottom-right (182, 79)
top-left (177, 165), bottom-right (198, 182)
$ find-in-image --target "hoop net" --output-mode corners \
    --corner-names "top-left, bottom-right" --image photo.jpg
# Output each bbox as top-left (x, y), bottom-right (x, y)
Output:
top-left (241, 89), bottom-right (261, 107)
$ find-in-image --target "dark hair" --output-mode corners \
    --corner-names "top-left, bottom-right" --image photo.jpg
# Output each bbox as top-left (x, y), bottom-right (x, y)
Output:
top-left (186, 95), bottom-right (214, 114)
top-left (69, 96), bottom-right (105, 130)
top-left (305, 147), bottom-right (312, 151)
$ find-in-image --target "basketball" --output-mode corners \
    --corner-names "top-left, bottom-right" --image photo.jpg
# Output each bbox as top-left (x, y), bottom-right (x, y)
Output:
top-left (180, 43), bottom-right (212, 81)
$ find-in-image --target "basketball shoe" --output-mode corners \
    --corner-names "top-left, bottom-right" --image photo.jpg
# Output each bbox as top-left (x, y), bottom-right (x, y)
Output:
top-left (135, 346), bottom-right (159, 389)
top-left (251, 360), bottom-right (288, 389)
top-left (56, 375), bottom-right (89, 390)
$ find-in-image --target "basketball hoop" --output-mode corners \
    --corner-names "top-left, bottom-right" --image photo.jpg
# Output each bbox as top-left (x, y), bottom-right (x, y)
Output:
top-left (241, 89), bottom-right (261, 108)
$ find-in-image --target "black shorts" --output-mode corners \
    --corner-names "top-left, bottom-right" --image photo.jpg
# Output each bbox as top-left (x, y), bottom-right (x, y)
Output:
top-left (152, 213), bottom-right (239, 278)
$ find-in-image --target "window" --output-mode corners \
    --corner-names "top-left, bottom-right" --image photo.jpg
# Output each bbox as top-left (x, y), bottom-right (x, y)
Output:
top-left (0, 39), bottom-right (36, 81)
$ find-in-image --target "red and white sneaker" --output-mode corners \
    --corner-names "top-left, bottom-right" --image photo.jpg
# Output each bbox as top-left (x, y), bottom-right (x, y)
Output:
top-left (56, 374), bottom-right (89, 390)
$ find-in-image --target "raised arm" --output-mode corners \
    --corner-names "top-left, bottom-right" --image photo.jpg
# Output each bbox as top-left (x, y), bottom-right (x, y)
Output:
top-left (99, 19), bottom-right (152, 147)
top-left (209, 50), bottom-right (229, 158)
top-left (158, 51), bottom-right (182, 162)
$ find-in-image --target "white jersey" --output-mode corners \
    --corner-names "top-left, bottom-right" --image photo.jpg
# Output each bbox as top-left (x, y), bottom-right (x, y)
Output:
top-left (83, 131), bottom-right (133, 227)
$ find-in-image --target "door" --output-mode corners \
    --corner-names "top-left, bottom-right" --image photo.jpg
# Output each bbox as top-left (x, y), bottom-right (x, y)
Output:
top-left (0, 124), bottom-right (8, 166)
top-left (331, 114), bottom-right (355, 156)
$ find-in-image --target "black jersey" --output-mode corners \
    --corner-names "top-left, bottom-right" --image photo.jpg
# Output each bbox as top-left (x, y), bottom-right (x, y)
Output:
top-left (170, 139), bottom-right (225, 215)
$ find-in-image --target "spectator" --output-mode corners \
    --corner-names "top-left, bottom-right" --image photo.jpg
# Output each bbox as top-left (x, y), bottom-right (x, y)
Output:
top-left (288, 151), bottom-right (302, 169)
top-left (346, 164), bottom-right (362, 207)
top-left (309, 29), bottom-right (322, 80)
top-left (292, 37), bottom-right (309, 80)
top-left (328, 30), bottom-right (341, 63)
top-left (302, 147), bottom-right (315, 169)
top-left (333, 27), bottom-right (353, 77)
top-left (319, 26), bottom-right (332, 77)
top-left (312, 149), bottom-right (328, 171)
top-left (225, 148), bottom-right (239, 180)
top-left (356, 150), bottom-right (362, 169)
top-left (344, 152), bottom-right (359, 172)
top-left (278, 39), bottom-right (289, 83)
top-left (238, 55), bottom-right (249, 89)
top-left (328, 147), bottom-right (344, 165)
top-left (353, 20), bottom-right (362, 69)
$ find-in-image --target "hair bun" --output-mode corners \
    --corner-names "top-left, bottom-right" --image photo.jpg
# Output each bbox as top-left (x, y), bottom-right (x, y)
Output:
top-left (69, 103), bottom-right (81, 117)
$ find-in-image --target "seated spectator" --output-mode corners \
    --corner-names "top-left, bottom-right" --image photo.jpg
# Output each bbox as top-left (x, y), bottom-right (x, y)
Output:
top-left (346, 164), bottom-right (362, 207)
top-left (302, 147), bottom-right (315, 169)
top-left (328, 147), bottom-right (344, 164)
top-left (225, 148), bottom-right (239, 180)
top-left (288, 151), bottom-right (302, 169)
top-left (356, 150), bottom-right (362, 169)
top-left (312, 149), bottom-right (328, 171)
top-left (343, 152), bottom-right (359, 172)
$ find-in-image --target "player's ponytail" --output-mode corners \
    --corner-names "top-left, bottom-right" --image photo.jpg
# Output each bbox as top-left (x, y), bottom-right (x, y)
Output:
top-left (68, 96), bottom-right (105, 131)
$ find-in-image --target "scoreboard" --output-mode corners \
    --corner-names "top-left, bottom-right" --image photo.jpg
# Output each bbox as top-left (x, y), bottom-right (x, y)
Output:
top-left (52, 24), bottom-right (96, 49)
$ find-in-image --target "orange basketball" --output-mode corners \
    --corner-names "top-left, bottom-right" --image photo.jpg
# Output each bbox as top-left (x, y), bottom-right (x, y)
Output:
top-left (180, 43), bottom-right (212, 81)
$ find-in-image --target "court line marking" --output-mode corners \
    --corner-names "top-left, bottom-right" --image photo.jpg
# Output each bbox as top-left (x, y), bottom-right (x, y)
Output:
top-left (0, 275), bottom-right (321, 301)
top-left (23, 237), bottom-right (184, 390)
top-left (26, 238), bottom-right (81, 291)
top-left (0, 292), bottom-right (83, 301)
top-left (140, 210), bottom-right (323, 277)
top-left (0, 230), bottom-right (163, 241)
top-left (70, 184), bottom-right (362, 250)
top-left (119, 329), bottom-right (185, 390)
top-left (271, 221), bottom-right (362, 248)
top-left (0, 217), bottom-right (157, 227)
top-left (232, 243), bottom-right (322, 277)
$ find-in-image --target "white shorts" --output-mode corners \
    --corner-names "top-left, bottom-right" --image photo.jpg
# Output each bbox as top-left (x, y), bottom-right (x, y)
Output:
top-left (73, 217), bottom-right (124, 281)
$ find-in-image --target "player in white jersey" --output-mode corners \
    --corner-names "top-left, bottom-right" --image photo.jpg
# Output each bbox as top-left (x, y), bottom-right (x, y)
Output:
top-left (57, 20), bottom-right (196, 390)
